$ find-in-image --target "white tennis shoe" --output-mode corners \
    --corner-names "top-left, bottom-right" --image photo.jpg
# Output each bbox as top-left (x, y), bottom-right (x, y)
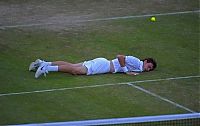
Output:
top-left (35, 63), bottom-right (49, 78)
top-left (29, 59), bottom-right (43, 71)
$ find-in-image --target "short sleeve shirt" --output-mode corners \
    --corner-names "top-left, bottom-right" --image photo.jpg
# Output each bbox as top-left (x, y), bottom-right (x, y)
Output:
top-left (112, 56), bottom-right (143, 73)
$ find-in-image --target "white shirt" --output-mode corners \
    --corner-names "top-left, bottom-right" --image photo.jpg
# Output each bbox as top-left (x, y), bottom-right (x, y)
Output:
top-left (112, 56), bottom-right (143, 73)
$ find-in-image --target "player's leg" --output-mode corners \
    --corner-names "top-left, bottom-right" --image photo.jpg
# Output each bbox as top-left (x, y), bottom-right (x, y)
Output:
top-left (51, 61), bottom-right (85, 74)
top-left (29, 60), bottom-right (76, 71)
top-left (35, 62), bottom-right (87, 78)
top-left (58, 64), bottom-right (87, 75)
top-left (52, 61), bottom-right (83, 67)
top-left (52, 61), bottom-right (71, 66)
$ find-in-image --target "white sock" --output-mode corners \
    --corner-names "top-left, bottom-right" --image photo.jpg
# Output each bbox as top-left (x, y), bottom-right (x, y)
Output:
top-left (45, 62), bottom-right (52, 66)
top-left (46, 66), bottom-right (58, 72)
top-left (41, 61), bottom-right (52, 66)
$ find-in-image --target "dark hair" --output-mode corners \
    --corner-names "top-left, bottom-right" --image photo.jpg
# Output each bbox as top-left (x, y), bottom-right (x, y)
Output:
top-left (142, 58), bottom-right (157, 71)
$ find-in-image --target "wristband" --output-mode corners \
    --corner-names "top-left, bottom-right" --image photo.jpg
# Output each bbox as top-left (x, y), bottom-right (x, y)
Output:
top-left (122, 66), bottom-right (128, 73)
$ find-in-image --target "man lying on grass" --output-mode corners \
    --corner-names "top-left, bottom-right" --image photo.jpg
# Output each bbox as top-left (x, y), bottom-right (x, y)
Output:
top-left (29, 55), bottom-right (157, 78)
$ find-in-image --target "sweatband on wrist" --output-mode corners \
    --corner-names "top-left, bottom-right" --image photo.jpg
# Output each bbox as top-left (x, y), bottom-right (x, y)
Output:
top-left (122, 66), bottom-right (128, 72)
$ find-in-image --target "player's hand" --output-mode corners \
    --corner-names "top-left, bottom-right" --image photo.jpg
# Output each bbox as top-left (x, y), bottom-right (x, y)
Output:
top-left (126, 72), bottom-right (139, 76)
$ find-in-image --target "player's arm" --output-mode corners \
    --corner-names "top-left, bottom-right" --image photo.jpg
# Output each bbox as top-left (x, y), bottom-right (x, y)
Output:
top-left (117, 54), bottom-right (126, 67)
top-left (117, 55), bottom-right (139, 76)
top-left (126, 72), bottom-right (139, 75)
top-left (117, 54), bottom-right (129, 73)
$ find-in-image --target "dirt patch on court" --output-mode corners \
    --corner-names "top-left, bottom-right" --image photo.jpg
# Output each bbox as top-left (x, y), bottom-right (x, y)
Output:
top-left (0, 0), bottom-right (198, 31)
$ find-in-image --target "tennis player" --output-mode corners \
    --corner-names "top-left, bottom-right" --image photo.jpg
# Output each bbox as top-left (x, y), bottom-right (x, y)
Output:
top-left (29, 55), bottom-right (157, 78)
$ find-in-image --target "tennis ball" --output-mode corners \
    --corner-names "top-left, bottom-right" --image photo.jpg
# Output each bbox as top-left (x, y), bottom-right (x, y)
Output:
top-left (150, 16), bottom-right (156, 22)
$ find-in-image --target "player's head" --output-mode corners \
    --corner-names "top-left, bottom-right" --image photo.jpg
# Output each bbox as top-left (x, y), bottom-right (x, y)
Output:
top-left (142, 58), bottom-right (157, 72)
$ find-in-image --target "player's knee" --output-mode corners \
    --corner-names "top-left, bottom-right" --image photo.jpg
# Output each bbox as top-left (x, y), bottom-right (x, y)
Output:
top-left (71, 68), bottom-right (81, 75)
top-left (71, 69), bottom-right (77, 75)
top-left (71, 67), bottom-right (86, 75)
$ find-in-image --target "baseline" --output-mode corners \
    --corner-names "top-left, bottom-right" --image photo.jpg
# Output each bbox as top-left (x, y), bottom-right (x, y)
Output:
top-left (0, 10), bottom-right (199, 29)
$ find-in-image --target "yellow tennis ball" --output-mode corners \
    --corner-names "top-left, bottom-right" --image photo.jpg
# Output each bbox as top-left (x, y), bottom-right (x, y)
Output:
top-left (151, 16), bottom-right (156, 22)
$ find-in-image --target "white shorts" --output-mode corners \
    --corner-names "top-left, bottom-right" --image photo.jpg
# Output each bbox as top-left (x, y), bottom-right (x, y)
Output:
top-left (83, 58), bottom-right (110, 75)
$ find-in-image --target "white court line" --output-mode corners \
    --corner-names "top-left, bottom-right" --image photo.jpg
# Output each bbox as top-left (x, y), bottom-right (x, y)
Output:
top-left (0, 75), bottom-right (199, 97)
top-left (86, 10), bottom-right (200, 22)
top-left (0, 10), bottom-right (199, 29)
top-left (0, 83), bottom-right (126, 97)
top-left (127, 83), bottom-right (196, 113)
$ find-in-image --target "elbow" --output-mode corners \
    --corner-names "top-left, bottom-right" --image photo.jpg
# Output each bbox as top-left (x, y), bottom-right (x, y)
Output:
top-left (117, 55), bottom-right (125, 60)
top-left (117, 54), bottom-right (125, 58)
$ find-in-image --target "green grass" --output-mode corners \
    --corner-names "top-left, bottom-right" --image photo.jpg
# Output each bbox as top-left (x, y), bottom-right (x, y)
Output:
top-left (0, 85), bottom-right (189, 124)
top-left (139, 78), bottom-right (200, 112)
top-left (0, 9), bottom-right (199, 126)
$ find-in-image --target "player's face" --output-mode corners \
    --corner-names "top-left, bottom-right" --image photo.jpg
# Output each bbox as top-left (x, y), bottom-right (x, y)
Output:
top-left (143, 60), bottom-right (153, 72)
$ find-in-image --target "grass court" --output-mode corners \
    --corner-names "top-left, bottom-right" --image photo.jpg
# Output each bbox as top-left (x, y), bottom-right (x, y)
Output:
top-left (0, 0), bottom-right (199, 125)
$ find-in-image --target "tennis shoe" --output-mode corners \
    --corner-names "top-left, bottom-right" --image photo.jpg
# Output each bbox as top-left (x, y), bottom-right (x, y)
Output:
top-left (29, 59), bottom-right (43, 71)
top-left (35, 63), bottom-right (48, 78)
